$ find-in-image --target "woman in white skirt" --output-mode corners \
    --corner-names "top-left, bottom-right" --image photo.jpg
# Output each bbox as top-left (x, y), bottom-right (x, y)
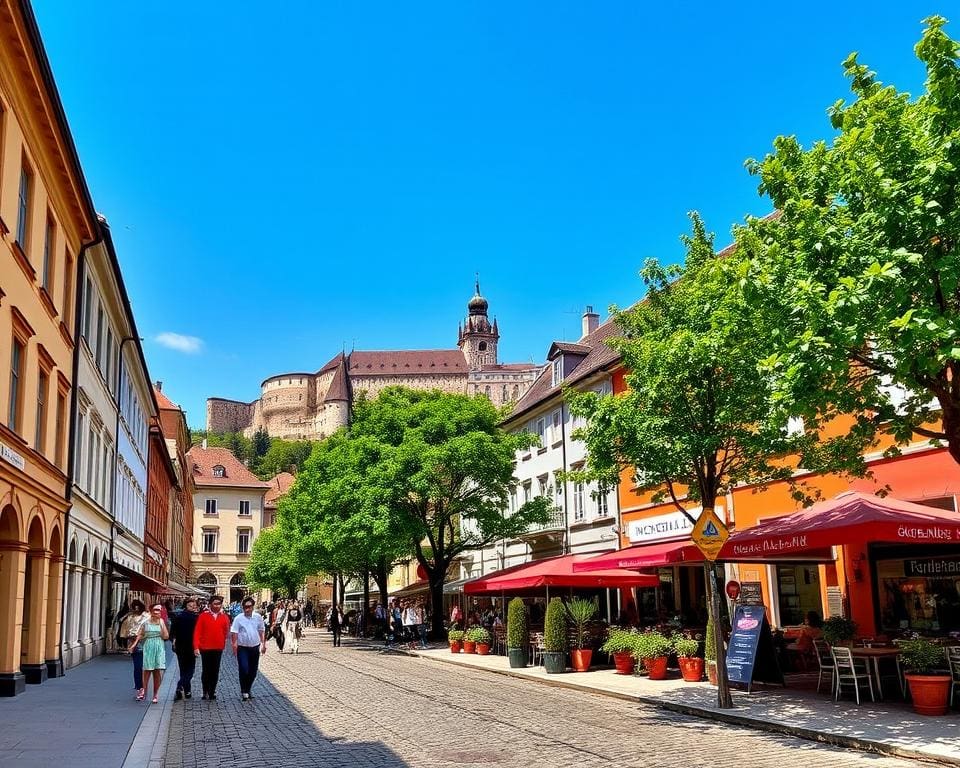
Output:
top-left (284, 602), bottom-right (303, 653)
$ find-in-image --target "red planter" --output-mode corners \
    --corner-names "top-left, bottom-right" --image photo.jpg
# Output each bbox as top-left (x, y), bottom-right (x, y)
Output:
top-left (449, 641), bottom-right (462, 654)
top-left (613, 651), bottom-right (636, 675)
top-left (905, 674), bottom-right (952, 716)
top-left (463, 640), bottom-right (477, 654)
top-left (476, 643), bottom-right (491, 656)
top-left (678, 657), bottom-right (704, 682)
top-left (570, 648), bottom-right (593, 672)
top-left (644, 656), bottom-right (669, 680)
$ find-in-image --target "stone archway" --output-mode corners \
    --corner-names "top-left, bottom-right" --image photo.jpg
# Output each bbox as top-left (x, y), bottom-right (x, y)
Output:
top-left (229, 572), bottom-right (247, 604)
top-left (21, 516), bottom-right (48, 684)
top-left (195, 571), bottom-right (217, 595)
top-left (0, 504), bottom-right (26, 696)
top-left (78, 544), bottom-right (91, 650)
top-left (44, 526), bottom-right (63, 677)
top-left (64, 538), bottom-right (79, 659)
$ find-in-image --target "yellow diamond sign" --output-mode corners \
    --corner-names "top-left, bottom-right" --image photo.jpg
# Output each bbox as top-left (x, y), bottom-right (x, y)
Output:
top-left (691, 507), bottom-right (729, 561)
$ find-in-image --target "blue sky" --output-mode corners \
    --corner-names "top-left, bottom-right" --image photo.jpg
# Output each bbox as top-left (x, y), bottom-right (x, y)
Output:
top-left (33, 1), bottom-right (939, 427)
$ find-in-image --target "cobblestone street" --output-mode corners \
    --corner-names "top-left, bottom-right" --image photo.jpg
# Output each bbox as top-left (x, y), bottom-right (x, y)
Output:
top-left (163, 630), bottom-right (927, 768)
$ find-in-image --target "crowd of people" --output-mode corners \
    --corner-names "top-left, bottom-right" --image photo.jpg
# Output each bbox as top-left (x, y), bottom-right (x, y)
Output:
top-left (373, 597), bottom-right (431, 650)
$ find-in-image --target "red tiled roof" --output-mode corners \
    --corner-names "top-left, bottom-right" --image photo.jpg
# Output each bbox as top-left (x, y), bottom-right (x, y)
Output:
top-left (187, 446), bottom-right (271, 489)
top-left (324, 355), bottom-right (350, 402)
top-left (548, 341), bottom-right (591, 358)
top-left (154, 387), bottom-right (179, 410)
top-left (348, 350), bottom-right (467, 376)
top-left (264, 471), bottom-right (296, 507)
top-left (318, 353), bottom-right (345, 375)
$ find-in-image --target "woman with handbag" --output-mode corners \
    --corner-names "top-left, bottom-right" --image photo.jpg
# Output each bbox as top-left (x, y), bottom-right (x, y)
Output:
top-left (120, 600), bottom-right (150, 700)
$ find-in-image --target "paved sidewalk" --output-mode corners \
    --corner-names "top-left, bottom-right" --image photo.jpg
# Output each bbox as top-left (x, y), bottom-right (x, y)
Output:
top-left (0, 650), bottom-right (175, 768)
top-left (413, 647), bottom-right (960, 765)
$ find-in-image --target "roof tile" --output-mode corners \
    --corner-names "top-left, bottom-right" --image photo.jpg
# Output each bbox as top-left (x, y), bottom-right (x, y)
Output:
top-left (187, 446), bottom-right (271, 489)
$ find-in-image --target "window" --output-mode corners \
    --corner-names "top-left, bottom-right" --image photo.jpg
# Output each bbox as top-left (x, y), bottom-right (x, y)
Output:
top-left (239, 500), bottom-right (251, 516)
top-left (551, 358), bottom-right (563, 387)
top-left (502, 385), bottom-right (508, 402)
top-left (538, 475), bottom-right (548, 497)
top-left (478, 341), bottom-right (487, 352)
top-left (237, 528), bottom-right (251, 554)
top-left (95, 305), bottom-right (105, 370)
top-left (597, 488), bottom-right (609, 517)
top-left (535, 417), bottom-right (546, 444)
top-left (41, 214), bottom-right (55, 292)
top-left (205, 499), bottom-right (218, 516)
top-left (35, 369), bottom-right (47, 451)
top-left (8, 337), bottom-right (25, 432)
top-left (202, 528), bottom-right (218, 554)
top-left (552, 409), bottom-right (562, 442)
top-left (82, 277), bottom-right (93, 341)
top-left (54, 390), bottom-right (66, 469)
top-left (523, 482), bottom-right (532, 504)
top-left (509, 488), bottom-right (517, 513)
top-left (105, 329), bottom-right (114, 390)
top-left (573, 481), bottom-right (585, 521)
top-left (86, 428), bottom-right (95, 491)
top-left (212, 465), bottom-right (225, 478)
top-left (16, 162), bottom-right (32, 252)
top-left (62, 250), bottom-right (74, 330)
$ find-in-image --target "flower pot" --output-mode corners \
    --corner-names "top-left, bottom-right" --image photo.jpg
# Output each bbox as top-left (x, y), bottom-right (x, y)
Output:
top-left (643, 655), bottom-right (669, 680)
top-left (678, 656), bottom-right (704, 682)
top-left (707, 660), bottom-right (718, 685)
top-left (449, 640), bottom-right (462, 654)
top-left (463, 640), bottom-right (477, 654)
top-left (570, 648), bottom-right (593, 672)
top-left (905, 674), bottom-right (952, 716)
top-left (543, 651), bottom-right (567, 674)
top-left (507, 648), bottom-right (528, 668)
top-left (476, 643), bottom-right (491, 656)
top-left (612, 651), bottom-right (636, 675)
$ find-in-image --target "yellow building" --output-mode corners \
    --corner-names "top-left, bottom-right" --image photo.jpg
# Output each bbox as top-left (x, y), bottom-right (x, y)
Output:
top-left (0, 0), bottom-right (99, 695)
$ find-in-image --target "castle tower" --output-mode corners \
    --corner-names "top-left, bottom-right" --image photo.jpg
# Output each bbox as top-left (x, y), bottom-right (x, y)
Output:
top-left (458, 279), bottom-right (499, 370)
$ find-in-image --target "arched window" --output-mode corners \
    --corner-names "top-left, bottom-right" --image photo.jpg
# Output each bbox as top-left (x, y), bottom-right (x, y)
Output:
top-left (212, 465), bottom-right (225, 478)
top-left (502, 385), bottom-right (508, 402)
top-left (229, 572), bottom-right (247, 603)
top-left (196, 572), bottom-right (217, 595)
top-left (478, 341), bottom-right (487, 352)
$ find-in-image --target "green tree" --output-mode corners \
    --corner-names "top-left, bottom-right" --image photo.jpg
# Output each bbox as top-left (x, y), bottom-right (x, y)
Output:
top-left (569, 214), bottom-right (827, 708)
top-left (252, 427), bottom-right (271, 458)
top-left (246, 523), bottom-right (308, 598)
top-left (741, 16), bottom-right (960, 466)
top-left (257, 439), bottom-right (314, 479)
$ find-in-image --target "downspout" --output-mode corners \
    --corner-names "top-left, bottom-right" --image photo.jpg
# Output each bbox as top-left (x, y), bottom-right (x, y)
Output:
top-left (560, 401), bottom-right (570, 555)
top-left (59, 230), bottom-right (104, 676)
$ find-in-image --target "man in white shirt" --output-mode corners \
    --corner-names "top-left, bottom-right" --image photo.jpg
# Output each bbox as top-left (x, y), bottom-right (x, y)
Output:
top-left (230, 597), bottom-right (267, 701)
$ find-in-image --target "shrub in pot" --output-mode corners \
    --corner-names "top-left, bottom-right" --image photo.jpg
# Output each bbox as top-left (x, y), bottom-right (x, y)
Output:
top-left (506, 597), bottom-right (529, 668)
top-left (601, 628), bottom-right (638, 675)
top-left (899, 638), bottom-right (951, 716)
top-left (674, 634), bottom-right (703, 682)
top-left (468, 627), bottom-right (492, 655)
top-left (633, 630), bottom-right (672, 680)
top-left (448, 629), bottom-right (464, 654)
top-left (822, 616), bottom-right (857, 647)
top-left (566, 597), bottom-right (598, 672)
top-left (542, 597), bottom-right (567, 674)
top-left (705, 616), bottom-right (718, 685)
top-left (462, 629), bottom-right (477, 654)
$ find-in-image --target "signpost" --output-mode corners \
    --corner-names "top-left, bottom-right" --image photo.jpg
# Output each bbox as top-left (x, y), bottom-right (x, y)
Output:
top-left (691, 508), bottom-right (733, 708)
top-left (690, 507), bottom-right (729, 561)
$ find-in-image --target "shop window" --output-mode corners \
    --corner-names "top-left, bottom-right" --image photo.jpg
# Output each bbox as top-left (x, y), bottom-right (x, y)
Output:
top-left (877, 552), bottom-right (960, 633)
top-left (776, 565), bottom-right (822, 626)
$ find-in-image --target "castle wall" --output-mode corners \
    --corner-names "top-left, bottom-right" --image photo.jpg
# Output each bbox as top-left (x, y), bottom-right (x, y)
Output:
top-left (207, 399), bottom-right (256, 434)
top-left (350, 373), bottom-right (468, 400)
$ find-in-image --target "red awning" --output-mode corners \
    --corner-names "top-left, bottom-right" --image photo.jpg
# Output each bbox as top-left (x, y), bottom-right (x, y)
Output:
top-left (573, 540), bottom-right (704, 572)
top-left (464, 554), bottom-right (659, 594)
top-left (719, 490), bottom-right (960, 560)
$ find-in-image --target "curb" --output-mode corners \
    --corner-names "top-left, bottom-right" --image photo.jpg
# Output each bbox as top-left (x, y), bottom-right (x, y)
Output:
top-left (413, 651), bottom-right (958, 767)
top-left (122, 651), bottom-right (179, 768)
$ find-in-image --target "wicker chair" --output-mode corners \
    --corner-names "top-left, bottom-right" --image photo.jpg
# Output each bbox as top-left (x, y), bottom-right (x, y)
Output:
top-left (832, 646), bottom-right (875, 704)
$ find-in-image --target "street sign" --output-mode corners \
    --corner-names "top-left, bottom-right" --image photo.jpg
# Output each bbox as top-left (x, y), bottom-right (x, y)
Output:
top-left (725, 580), bottom-right (741, 600)
top-left (691, 507), bottom-right (729, 561)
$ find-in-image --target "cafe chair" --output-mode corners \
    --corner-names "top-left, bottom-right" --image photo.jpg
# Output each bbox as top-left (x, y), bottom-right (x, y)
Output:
top-left (529, 632), bottom-right (545, 667)
top-left (813, 638), bottom-right (835, 694)
top-left (947, 646), bottom-right (960, 707)
top-left (832, 646), bottom-right (875, 704)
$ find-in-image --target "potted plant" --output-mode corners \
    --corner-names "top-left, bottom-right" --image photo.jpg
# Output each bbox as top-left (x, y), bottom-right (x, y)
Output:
top-left (674, 634), bottom-right (703, 682)
top-left (462, 629), bottom-right (477, 654)
top-left (601, 628), bottom-right (638, 675)
top-left (469, 626), bottom-right (491, 655)
top-left (705, 616), bottom-right (718, 685)
top-left (633, 630), bottom-right (672, 680)
top-left (822, 616), bottom-right (857, 647)
top-left (506, 597), bottom-right (528, 668)
top-left (542, 597), bottom-right (567, 674)
top-left (566, 597), bottom-right (598, 672)
top-left (899, 638), bottom-right (951, 715)
top-left (448, 628), bottom-right (464, 653)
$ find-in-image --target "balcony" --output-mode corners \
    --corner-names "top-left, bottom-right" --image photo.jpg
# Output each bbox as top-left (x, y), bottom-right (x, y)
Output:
top-left (518, 506), bottom-right (565, 543)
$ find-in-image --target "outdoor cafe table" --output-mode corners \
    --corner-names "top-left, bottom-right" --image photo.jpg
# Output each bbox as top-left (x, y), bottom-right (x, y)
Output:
top-left (850, 646), bottom-right (901, 700)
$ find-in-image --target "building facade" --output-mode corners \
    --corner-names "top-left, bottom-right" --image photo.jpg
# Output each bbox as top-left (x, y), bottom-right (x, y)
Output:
top-left (0, 0), bottom-right (99, 695)
top-left (145, 412), bottom-right (177, 600)
top-left (188, 444), bottom-right (269, 602)
top-left (206, 284), bottom-right (539, 440)
top-left (154, 383), bottom-right (194, 594)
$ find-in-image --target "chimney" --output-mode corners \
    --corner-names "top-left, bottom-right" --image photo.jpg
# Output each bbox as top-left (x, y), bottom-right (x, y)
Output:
top-left (155, 380), bottom-right (162, 391)
top-left (581, 305), bottom-right (600, 339)
top-left (202, 438), bottom-right (207, 450)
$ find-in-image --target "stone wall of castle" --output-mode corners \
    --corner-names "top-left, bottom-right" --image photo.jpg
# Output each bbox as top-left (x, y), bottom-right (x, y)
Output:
top-left (350, 373), bottom-right (468, 401)
top-left (207, 398), bottom-right (256, 434)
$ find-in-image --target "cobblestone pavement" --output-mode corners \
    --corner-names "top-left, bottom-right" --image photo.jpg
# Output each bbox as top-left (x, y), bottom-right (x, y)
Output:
top-left (164, 630), bottom-right (926, 768)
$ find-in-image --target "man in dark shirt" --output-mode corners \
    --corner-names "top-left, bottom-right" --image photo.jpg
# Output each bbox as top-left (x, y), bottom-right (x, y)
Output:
top-left (172, 597), bottom-right (200, 700)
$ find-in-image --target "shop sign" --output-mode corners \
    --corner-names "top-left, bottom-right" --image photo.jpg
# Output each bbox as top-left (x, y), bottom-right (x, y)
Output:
top-left (905, 556), bottom-right (960, 577)
top-left (739, 582), bottom-right (763, 605)
top-left (626, 510), bottom-right (695, 544)
top-left (0, 442), bottom-right (25, 471)
top-left (691, 507), bottom-right (729, 561)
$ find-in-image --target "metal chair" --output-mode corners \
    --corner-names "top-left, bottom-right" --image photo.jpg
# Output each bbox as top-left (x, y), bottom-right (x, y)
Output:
top-left (813, 638), bottom-right (835, 694)
top-left (947, 646), bottom-right (960, 707)
top-left (832, 646), bottom-right (875, 704)
top-left (529, 632), bottom-right (545, 667)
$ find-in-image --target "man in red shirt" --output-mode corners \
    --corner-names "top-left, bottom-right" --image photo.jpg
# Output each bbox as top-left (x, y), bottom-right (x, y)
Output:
top-left (193, 594), bottom-right (231, 700)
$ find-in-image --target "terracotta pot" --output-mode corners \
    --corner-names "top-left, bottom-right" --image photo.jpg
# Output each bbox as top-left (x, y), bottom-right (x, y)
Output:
top-left (905, 674), bottom-right (952, 716)
top-left (449, 640), bottom-right (462, 654)
top-left (463, 640), bottom-right (477, 654)
top-left (476, 642), bottom-right (491, 656)
top-left (613, 651), bottom-right (636, 675)
top-left (570, 648), bottom-right (593, 672)
top-left (644, 655), bottom-right (669, 680)
top-left (678, 656), bottom-right (704, 682)
top-left (707, 660), bottom-right (718, 685)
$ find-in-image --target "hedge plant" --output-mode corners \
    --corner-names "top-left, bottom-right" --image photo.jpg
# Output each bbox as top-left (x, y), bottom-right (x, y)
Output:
top-left (543, 597), bottom-right (567, 652)
top-left (705, 616), bottom-right (716, 662)
top-left (507, 597), bottom-right (528, 649)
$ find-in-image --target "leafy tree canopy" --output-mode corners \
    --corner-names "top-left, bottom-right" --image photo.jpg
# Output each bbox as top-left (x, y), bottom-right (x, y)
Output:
top-left (190, 429), bottom-right (314, 480)
top-left (246, 523), bottom-right (309, 598)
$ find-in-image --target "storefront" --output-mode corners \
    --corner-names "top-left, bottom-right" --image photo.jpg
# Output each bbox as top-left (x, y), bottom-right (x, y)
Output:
top-left (872, 545), bottom-right (960, 635)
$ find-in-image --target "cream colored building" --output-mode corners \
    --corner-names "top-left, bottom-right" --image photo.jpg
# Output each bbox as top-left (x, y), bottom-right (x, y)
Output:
top-left (187, 444), bottom-right (268, 603)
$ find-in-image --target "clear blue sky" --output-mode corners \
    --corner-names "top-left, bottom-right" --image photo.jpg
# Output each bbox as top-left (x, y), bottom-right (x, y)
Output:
top-left (33, 1), bottom-right (939, 427)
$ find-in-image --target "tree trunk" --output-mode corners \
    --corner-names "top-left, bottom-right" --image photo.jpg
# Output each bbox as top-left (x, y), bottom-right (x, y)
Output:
top-left (704, 559), bottom-right (733, 708)
top-left (362, 566), bottom-right (370, 637)
top-left (331, 571), bottom-right (339, 608)
top-left (430, 569), bottom-right (446, 641)
top-left (372, 559), bottom-right (389, 607)
top-left (942, 399), bottom-right (960, 467)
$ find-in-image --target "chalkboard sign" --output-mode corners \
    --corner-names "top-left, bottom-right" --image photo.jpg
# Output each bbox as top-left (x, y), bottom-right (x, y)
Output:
top-left (739, 581), bottom-right (763, 605)
top-left (725, 604), bottom-right (784, 691)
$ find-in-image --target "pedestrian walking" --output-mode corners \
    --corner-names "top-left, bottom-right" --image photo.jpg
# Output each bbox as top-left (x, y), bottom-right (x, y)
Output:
top-left (171, 597), bottom-right (200, 700)
top-left (129, 604), bottom-right (169, 704)
top-left (271, 601), bottom-right (287, 652)
top-left (284, 602), bottom-right (304, 653)
top-left (330, 604), bottom-right (343, 647)
top-left (230, 597), bottom-right (267, 701)
top-left (374, 601), bottom-right (387, 640)
top-left (193, 594), bottom-right (231, 700)
top-left (120, 599), bottom-right (150, 700)
top-left (402, 600), bottom-right (418, 648)
top-left (304, 599), bottom-right (314, 628)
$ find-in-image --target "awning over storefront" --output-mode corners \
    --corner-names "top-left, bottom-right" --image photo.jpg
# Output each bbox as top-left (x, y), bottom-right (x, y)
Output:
top-left (389, 579), bottom-right (430, 598)
top-left (156, 580), bottom-right (195, 597)
top-left (573, 540), bottom-right (704, 572)
top-left (720, 490), bottom-right (960, 560)
top-left (464, 554), bottom-right (659, 594)
top-left (442, 576), bottom-right (475, 595)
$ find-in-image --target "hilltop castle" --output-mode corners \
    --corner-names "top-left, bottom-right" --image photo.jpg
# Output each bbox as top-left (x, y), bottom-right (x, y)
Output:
top-left (206, 284), bottom-right (540, 440)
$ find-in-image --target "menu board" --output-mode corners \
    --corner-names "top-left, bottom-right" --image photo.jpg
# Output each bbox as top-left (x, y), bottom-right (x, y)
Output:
top-left (726, 604), bottom-right (783, 691)
top-left (738, 582), bottom-right (763, 605)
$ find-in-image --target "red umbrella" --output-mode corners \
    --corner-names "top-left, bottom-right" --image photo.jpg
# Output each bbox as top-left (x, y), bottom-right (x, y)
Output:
top-left (464, 553), bottom-right (658, 594)
top-left (572, 540), bottom-right (704, 572)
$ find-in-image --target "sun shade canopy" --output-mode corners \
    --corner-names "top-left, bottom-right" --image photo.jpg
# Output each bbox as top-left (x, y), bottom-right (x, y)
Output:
top-left (572, 540), bottom-right (705, 572)
top-left (464, 554), bottom-right (659, 594)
